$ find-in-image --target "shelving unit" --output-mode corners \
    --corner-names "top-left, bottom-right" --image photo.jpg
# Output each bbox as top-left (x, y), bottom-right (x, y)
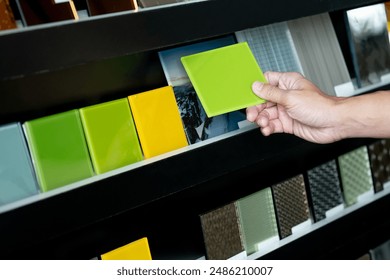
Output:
top-left (0, 0), bottom-right (389, 259)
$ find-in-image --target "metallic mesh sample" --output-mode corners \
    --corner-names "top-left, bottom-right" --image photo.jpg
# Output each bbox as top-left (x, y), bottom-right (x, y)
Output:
top-left (338, 146), bottom-right (374, 206)
top-left (368, 139), bottom-right (390, 193)
top-left (272, 175), bottom-right (310, 239)
top-left (200, 202), bottom-right (244, 260)
top-left (237, 187), bottom-right (279, 255)
top-left (307, 160), bottom-right (344, 222)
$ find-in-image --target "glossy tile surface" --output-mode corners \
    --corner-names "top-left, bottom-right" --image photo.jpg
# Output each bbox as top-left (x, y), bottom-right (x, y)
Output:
top-left (0, 123), bottom-right (39, 206)
top-left (80, 98), bottom-right (143, 174)
top-left (181, 42), bottom-right (266, 117)
top-left (128, 86), bottom-right (188, 159)
top-left (24, 110), bottom-right (94, 192)
top-left (101, 237), bottom-right (152, 260)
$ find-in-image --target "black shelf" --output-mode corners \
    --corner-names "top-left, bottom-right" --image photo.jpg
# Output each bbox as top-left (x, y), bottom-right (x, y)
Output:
top-left (261, 192), bottom-right (390, 259)
top-left (0, 0), bottom-right (389, 260)
top-left (0, 129), bottom-right (377, 259)
top-left (0, 0), bottom-right (381, 79)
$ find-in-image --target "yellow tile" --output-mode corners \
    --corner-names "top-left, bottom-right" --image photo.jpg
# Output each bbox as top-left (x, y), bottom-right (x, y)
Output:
top-left (129, 86), bottom-right (188, 159)
top-left (101, 237), bottom-right (152, 260)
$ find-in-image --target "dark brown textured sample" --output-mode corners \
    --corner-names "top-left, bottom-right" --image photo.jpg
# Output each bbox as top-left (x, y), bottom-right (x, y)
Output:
top-left (368, 139), bottom-right (390, 193)
top-left (17, 0), bottom-right (78, 26)
top-left (272, 175), bottom-right (310, 239)
top-left (200, 202), bottom-right (244, 260)
top-left (86, 0), bottom-right (137, 16)
top-left (307, 160), bottom-right (344, 222)
top-left (0, 0), bottom-right (17, 30)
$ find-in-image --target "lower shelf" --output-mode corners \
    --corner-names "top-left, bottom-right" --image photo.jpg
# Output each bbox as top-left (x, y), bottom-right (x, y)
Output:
top-left (0, 133), bottom-right (380, 259)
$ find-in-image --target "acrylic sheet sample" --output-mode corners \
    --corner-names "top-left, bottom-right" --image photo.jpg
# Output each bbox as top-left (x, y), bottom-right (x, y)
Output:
top-left (307, 160), bottom-right (344, 222)
top-left (16, 0), bottom-right (78, 26)
top-left (235, 21), bottom-right (303, 74)
top-left (338, 146), bottom-right (374, 206)
top-left (0, 123), bottom-right (39, 206)
top-left (80, 98), bottom-right (143, 175)
top-left (271, 175), bottom-right (310, 239)
top-left (24, 110), bottom-right (94, 192)
top-left (128, 86), bottom-right (188, 159)
top-left (200, 202), bottom-right (244, 260)
top-left (101, 237), bottom-right (152, 260)
top-left (181, 42), bottom-right (266, 117)
top-left (368, 139), bottom-right (390, 193)
top-left (159, 35), bottom-right (245, 144)
top-left (0, 0), bottom-right (17, 30)
top-left (345, 3), bottom-right (390, 88)
top-left (287, 13), bottom-right (352, 96)
top-left (237, 187), bottom-right (279, 255)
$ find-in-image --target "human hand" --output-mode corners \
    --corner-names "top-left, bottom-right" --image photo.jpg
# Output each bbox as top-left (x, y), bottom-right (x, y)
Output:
top-left (246, 71), bottom-right (344, 144)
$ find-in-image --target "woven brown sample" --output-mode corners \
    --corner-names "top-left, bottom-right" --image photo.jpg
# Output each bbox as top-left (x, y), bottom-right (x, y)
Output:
top-left (368, 139), bottom-right (390, 193)
top-left (200, 202), bottom-right (244, 260)
top-left (272, 175), bottom-right (310, 239)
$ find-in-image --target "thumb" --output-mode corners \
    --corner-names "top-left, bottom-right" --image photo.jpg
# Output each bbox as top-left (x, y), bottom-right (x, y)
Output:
top-left (252, 81), bottom-right (287, 105)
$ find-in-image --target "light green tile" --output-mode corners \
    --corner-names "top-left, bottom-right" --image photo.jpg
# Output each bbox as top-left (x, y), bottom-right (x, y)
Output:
top-left (237, 187), bottom-right (279, 255)
top-left (80, 98), bottom-right (143, 174)
top-left (181, 42), bottom-right (266, 117)
top-left (24, 110), bottom-right (94, 192)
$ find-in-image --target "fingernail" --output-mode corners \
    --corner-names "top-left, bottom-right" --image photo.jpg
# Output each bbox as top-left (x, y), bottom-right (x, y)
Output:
top-left (252, 81), bottom-right (263, 92)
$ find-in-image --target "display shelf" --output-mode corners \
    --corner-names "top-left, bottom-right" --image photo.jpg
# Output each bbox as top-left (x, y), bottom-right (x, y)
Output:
top-left (0, 129), bottom-right (377, 259)
top-left (0, 0), bottom-right (381, 79)
top-left (0, 0), bottom-right (389, 260)
top-left (0, 0), bottom-right (383, 125)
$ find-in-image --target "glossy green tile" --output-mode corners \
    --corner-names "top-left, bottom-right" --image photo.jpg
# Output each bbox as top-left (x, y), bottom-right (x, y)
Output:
top-left (0, 123), bottom-right (39, 206)
top-left (181, 42), bottom-right (266, 117)
top-left (24, 110), bottom-right (94, 192)
top-left (80, 98), bottom-right (143, 174)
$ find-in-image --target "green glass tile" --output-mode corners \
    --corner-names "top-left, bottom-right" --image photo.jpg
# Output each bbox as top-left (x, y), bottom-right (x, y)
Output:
top-left (24, 110), bottom-right (94, 192)
top-left (338, 146), bottom-right (374, 206)
top-left (0, 123), bottom-right (39, 206)
top-left (237, 188), bottom-right (279, 255)
top-left (181, 42), bottom-right (266, 117)
top-left (80, 98), bottom-right (143, 174)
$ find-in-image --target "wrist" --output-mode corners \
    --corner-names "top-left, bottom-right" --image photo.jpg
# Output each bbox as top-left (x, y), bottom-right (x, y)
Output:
top-left (333, 96), bottom-right (364, 140)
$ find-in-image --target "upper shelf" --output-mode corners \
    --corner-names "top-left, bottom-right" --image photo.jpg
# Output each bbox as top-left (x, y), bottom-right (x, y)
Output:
top-left (0, 0), bottom-right (381, 80)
